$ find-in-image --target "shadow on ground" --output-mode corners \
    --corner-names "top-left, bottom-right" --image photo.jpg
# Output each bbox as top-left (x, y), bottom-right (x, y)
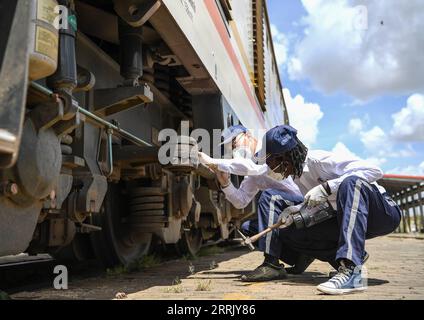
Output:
top-left (11, 246), bottom-right (250, 300)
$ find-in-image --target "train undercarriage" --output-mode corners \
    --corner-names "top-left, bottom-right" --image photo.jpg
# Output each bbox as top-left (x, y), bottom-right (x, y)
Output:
top-left (0, 0), bottom-right (256, 267)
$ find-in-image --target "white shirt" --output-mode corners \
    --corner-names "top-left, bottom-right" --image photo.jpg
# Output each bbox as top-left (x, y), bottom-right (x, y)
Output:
top-left (219, 150), bottom-right (386, 210)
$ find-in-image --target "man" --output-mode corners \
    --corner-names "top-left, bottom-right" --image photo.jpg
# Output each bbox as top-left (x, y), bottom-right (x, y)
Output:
top-left (200, 125), bottom-right (315, 281)
top-left (212, 125), bottom-right (401, 295)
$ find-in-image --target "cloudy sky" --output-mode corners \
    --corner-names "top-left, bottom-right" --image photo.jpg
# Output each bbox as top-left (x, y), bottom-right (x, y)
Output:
top-left (267, 0), bottom-right (424, 175)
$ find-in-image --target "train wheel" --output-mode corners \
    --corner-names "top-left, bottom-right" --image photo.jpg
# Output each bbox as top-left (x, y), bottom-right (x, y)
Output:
top-left (178, 227), bottom-right (203, 257)
top-left (90, 183), bottom-right (152, 268)
top-left (51, 234), bottom-right (95, 263)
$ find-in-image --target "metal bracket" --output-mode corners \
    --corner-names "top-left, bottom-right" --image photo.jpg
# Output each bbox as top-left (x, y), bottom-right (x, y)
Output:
top-left (76, 174), bottom-right (108, 215)
top-left (93, 84), bottom-right (153, 116)
top-left (113, 0), bottom-right (162, 27)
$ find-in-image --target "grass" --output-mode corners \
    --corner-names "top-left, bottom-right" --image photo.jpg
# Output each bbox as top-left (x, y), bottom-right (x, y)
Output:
top-left (106, 254), bottom-right (162, 276)
top-left (181, 254), bottom-right (198, 262)
top-left (172, 276), bottom-right (182, 285)
top-left (128, 254), bottom-right (162, 271)
top-left (164, 277), bottom-right (184, 294)
top-left (165, 285), bottom-right (184, 294)
top-left (106, 265), bottom-right (129, 276)
top-left (195, 280), bottom-right (212, 292)
top-left (0, 291), bottom-right (10, 300)
top-left (197, 245), bottom-right (226, 257)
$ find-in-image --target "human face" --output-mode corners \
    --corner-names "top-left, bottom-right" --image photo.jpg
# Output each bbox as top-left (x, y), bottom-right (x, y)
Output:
top-left (266, 154), bottom-right (294, 179)
top-left (232, 133), bottom-right (257, 156)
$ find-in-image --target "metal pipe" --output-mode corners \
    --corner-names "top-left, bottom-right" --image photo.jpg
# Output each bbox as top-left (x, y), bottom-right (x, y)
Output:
top-left (30, 82), bottom-right (152, 147)
top-left (107, 129), bottom-right (114, 177)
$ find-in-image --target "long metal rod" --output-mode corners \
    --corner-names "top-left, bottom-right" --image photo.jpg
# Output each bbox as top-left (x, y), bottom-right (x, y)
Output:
top-left (30, 82), bottom-right (152, 147)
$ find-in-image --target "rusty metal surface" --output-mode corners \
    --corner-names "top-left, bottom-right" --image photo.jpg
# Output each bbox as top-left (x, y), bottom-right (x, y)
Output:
top-left (0, 1), bottom-right (31, 168)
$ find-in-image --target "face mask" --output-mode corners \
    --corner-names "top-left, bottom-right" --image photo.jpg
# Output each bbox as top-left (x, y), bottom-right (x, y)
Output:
top-left (267, 165), bottom-right (285, 181)
top-left (233, 147), bottom-right (253, 160)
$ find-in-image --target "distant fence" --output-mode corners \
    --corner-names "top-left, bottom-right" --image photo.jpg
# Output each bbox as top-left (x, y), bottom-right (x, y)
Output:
top-left (391, 182), bottom-right (424, 234)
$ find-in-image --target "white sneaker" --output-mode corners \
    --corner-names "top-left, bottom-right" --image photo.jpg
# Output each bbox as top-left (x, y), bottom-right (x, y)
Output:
top-left (317, 266), bottom-right (367, 295)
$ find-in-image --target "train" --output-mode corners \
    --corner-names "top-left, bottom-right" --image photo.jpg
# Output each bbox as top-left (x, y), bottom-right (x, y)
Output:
top-left (0, 0), bottom-right (289, 267)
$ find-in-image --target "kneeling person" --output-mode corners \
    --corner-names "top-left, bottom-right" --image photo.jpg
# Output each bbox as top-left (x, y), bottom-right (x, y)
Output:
top-left (215, 125), bottom-right (401, 294)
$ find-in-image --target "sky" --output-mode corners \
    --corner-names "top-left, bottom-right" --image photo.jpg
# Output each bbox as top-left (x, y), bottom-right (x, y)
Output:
top-left (267, 0), bottom-right (424, 175)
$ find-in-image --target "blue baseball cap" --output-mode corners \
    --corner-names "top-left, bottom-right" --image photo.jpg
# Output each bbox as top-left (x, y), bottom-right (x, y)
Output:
top-left (265, 125), bottom-right (299, 155)
top-left (220, 125), bottom-right (248, 146)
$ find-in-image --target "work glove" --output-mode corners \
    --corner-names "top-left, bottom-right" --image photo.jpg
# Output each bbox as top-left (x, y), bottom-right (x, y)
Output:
top-left (304, 184), bottom-right (329, 207)
top-left (198, 152), bottom-right (213, 166)
top-left (277, 204), bottom-right (302, 228)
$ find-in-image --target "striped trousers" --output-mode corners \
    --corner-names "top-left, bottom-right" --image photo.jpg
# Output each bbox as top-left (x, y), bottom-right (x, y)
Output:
top-left (335, 176), bottom-right (401, 265)
top-left (241, 189), bottom-right (304, 259)
top-left (241, 176), bottom-right (402, 267)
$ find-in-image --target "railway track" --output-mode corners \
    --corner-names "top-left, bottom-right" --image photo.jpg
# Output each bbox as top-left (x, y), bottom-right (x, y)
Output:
top-left (0, 239), bottom-right (243, 297)
top-left (0, 255), bottom-right (101, 295)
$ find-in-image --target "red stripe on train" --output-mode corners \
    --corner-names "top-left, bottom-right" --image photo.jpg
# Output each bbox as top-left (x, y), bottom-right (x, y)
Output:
top-left (204, 0), bottom-right (266, 128)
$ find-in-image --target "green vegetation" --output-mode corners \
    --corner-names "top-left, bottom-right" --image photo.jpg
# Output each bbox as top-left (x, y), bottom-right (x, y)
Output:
top-left (128, 254), bottom-right (162, 271)
top-left (172, 276), bottom-right (182, 285)
top-left (195, 280), bottom-right (212, 292)
top-left (197, 245), bottom-right (226, 257)
top-left (164, 276), bottom-right (184, 294)
top-left (0, 291), bottom-right (11, 300)
top-left (106, 264), bottom-right (129, 276)
top-left (106, 254), bottom-right (162, 276)
top-left (165, 285), bottom-right (184, 294)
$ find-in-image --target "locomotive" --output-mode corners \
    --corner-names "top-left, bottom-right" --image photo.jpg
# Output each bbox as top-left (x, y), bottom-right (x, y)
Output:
top-left (0, 0), bottom-right (289, 267)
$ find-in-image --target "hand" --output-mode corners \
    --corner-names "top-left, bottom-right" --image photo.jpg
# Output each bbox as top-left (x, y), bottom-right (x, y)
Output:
top-left (277, 204), bottom-right (302, 228)
top-left (304, 184), bottom-right (329, 207)
top-left (214, 170), bottom-right (231, 188)
top-left (208, 164), bottom-right (230, 188)
top-left (198, 152), bottom-right (231, 188)
top-left (198, 152), bottom-right (213, 165)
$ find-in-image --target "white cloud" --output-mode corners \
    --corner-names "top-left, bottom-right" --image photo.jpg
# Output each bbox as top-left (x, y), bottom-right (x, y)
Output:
top-left (360, 126), bottom-right (388, 156)
top-left (332, 142), bottom-right (360, 159)
top-left (359, 125), bottom-right (415, 159)
top-left (283, 88), bottom-right (323, 146)
top-left (332, 142), bottom-right (387, 167)
top-left (288, 0), bottom-right (424, 100)
top-left (387, 162), bottom-right (424, 175)
top-left (391, 94), bottom-right (424, 142)
top-left (348, 118), bottom-right (363, 134)
top-left (344, 95), bottom-right (421, 162)
top-left (270, 24), bottom-right (289, 67)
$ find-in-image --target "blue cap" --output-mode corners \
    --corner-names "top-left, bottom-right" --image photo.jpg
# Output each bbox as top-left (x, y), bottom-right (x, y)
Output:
top-left (265, 125), bottom-right (298, 155)
top-left (220, 125), bottom-right (248, 146)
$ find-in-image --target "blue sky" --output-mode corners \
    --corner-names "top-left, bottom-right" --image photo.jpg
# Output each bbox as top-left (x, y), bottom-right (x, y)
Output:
top-left (267, 0), bottom-right (424, 175)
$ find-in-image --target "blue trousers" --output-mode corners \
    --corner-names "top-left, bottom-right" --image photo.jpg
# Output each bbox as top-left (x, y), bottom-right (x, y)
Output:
top-left (241, 189), bottom-right (304, 259)
top-left (242, 176), bottom-right (402, 267)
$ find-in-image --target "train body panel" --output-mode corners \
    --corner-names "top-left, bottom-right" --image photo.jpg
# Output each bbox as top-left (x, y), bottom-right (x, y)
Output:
top-left (0, 0), bottom-right (288, 265)
top-left (161, 0), bottom-right (266, 132)
top-left (160, 0), bottom-right (287, 133)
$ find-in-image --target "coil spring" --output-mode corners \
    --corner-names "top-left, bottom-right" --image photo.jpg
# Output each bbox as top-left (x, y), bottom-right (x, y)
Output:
top-left (127, 187), bottom-right (168, 227)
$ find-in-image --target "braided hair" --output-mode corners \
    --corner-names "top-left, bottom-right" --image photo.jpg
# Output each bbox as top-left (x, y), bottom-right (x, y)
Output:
top-left (285, 137), bottom-right (308, 178)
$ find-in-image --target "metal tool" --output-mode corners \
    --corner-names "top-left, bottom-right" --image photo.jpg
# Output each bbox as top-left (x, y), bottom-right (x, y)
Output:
top-left (236, 229), bottom-right (255, 251)
top-left (236, 209), bottom-right (293, 251)
top-left (237, 202), bottom-right (337, 251)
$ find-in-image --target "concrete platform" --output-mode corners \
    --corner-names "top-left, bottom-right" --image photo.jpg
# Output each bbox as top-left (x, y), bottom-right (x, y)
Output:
top-left (10, 237), bottom-right (424, 300)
